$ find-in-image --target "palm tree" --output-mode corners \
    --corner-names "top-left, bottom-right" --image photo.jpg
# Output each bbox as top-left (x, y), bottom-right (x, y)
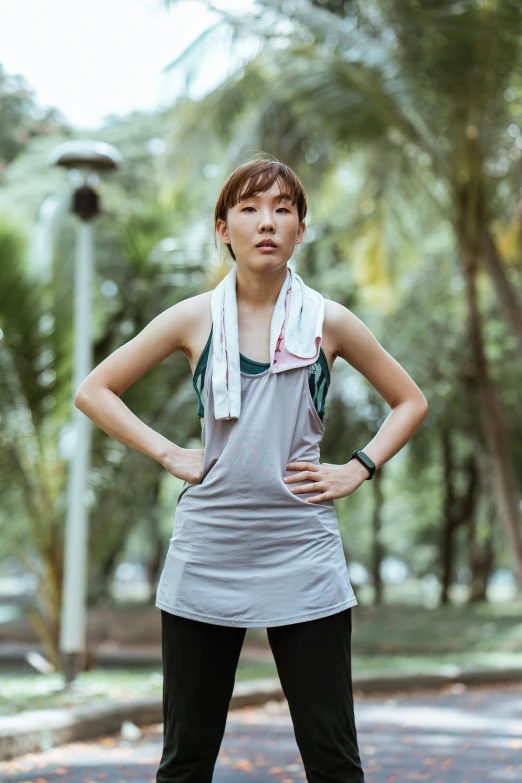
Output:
top-left (162, 0), bottom-right (522, 591)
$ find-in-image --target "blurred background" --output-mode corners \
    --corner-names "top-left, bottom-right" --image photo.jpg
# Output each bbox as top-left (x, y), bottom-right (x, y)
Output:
top-left (1, 0), bottom-right (522, 714)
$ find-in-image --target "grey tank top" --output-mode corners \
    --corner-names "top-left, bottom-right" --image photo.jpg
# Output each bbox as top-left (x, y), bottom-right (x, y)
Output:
top-left (155, 335), bottom-right (357, 627)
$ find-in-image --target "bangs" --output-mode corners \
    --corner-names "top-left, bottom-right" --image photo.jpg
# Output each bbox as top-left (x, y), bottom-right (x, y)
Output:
top-left (233, 170), bottom-right (301, 211)
top-left (215, 157), bottom-right (307, 225)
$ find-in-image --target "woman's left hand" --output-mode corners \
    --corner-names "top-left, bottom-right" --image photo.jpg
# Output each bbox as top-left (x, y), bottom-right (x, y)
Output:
top-left (283, 460), bottom-right (371, 503)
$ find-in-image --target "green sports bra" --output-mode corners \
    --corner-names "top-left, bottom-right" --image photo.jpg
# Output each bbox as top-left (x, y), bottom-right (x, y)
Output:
top-left (193, 324), bottom-right (331, 421)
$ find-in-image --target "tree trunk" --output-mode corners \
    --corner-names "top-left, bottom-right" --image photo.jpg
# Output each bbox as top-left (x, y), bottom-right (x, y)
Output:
top-left (468, 504), bottom-right (495, 603)
top-left (440, 427), bottom-right (457, 606)
top-left (89, 548), bottom-right (119, 607)
top-left (459, 241), bottom-right (522, 594)
top-left (439, 429), bottom-right (480, 606)
top-left (469, 446), bottom-right (498, 603)
top-left (146, 524), bottom-right (165, 602)
top-left (482, 227), bottom-right (522, 360)
top-left (370, 468), bottom-right (384, 606)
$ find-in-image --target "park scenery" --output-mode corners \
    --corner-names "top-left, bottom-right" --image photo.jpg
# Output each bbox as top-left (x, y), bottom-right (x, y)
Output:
top-left (0, 1), bottom-right (522, 782)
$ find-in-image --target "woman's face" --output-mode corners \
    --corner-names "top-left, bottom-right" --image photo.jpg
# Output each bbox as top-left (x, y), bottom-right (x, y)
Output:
top-left (216, 180), bottom-right (305, 268)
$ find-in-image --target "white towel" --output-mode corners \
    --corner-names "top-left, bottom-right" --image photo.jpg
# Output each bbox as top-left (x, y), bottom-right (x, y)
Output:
top-left (210, 265), bottom-right (325, 420)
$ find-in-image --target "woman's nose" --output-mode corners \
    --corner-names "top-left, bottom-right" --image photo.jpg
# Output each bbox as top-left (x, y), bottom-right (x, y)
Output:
top-left (258, 212), bottom-right (276, 229)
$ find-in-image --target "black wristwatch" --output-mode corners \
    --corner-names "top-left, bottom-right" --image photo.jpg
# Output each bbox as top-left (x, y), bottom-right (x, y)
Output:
top-left (350, 449), bottom-right (376, 480)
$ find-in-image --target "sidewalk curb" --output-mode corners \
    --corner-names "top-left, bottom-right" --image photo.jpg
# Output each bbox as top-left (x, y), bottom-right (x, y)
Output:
top-left (0, 677), bottom-right (284, 762)
top-left (351, 665), bottom-right (522, 693)
top-left (2, 668), bottom-right (522, 761)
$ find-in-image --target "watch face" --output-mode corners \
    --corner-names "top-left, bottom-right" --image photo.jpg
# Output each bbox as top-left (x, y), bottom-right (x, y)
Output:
top-left (357, 451), bottom-right (373, 468)
top-left (354, 451), bottom-right (375, 474)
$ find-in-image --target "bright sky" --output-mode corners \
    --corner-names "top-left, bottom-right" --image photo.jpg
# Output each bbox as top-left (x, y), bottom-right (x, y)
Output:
top-left (0, 0), bottom-right (254, 130)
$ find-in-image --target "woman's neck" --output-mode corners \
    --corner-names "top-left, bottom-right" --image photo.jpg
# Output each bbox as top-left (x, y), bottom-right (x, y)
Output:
top-left (235, 264), bottom-right (288, 313)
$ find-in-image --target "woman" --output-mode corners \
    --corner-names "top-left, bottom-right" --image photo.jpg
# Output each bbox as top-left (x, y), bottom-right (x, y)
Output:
top-left (75, 155), bottom-right (428, 782)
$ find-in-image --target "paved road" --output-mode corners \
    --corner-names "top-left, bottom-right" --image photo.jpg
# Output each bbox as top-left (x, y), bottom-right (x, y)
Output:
top-left (1, 682), bottom-right (521, 782)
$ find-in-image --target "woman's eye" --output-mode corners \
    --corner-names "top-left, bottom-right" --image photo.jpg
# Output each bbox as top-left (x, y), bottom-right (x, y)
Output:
top-left (242, 207), bottom-right (289, 213)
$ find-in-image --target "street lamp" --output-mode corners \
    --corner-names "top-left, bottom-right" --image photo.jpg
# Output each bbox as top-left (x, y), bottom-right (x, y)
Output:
top-left (50, 140), bottom-right (123, 685)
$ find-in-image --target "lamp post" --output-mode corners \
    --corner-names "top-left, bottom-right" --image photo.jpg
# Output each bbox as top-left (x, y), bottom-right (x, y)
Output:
top-left (50, 140), bottom-right (123, 685)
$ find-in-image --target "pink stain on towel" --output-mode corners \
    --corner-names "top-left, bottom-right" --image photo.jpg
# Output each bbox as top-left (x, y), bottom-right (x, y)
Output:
top-left (272, 284), bottom-right (320, 372)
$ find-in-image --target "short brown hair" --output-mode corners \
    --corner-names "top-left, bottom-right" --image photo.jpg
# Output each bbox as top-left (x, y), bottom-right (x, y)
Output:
top-left (214, 154), bottom-right (307, 262)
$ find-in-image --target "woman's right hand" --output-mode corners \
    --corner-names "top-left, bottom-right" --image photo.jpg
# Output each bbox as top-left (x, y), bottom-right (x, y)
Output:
top-left (161, 446), bottom-right (205, 485)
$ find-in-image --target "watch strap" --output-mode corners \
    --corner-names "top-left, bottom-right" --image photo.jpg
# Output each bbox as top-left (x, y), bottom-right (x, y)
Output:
top-left (350, 449), bottom-right (376, 480)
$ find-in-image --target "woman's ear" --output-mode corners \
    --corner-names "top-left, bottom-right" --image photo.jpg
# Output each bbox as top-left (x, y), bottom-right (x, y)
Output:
top-left (216, 218), bottom-right (229, 243)
top-left (295, 220), bottom-right (306, 245)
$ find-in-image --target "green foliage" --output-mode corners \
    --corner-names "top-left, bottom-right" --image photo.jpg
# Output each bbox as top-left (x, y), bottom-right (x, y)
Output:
top-left (2, 0), bottom-right (522, 658)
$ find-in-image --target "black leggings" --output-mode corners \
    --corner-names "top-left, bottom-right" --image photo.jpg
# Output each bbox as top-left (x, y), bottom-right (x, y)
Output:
top-left (156, 607), bottom-right (366, 782)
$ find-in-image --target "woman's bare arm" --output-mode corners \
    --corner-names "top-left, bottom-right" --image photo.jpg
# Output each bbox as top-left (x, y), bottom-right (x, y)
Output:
top-left (327, 299), bottom-right (429, 473)
top-left (74, 295), bottom-right (205, 483)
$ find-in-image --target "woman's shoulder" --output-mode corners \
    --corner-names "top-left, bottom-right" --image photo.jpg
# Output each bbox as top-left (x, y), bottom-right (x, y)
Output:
top-left (321, 298), bottom-right (351, 372)
top-left (175, 291), bottom-right (213, 368)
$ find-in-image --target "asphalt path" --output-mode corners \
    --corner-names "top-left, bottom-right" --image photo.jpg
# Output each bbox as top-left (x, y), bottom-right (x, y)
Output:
top-left (1, 682), bottom-right (521, 782)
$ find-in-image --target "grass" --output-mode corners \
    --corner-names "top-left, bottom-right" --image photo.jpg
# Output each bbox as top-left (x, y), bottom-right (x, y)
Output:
top-left (2, 599), bottom-right (521, 716)
top-left (350, 599), bottom-right (522, 655)
top-left (0, 663), bottom-right (278, 718)
top-left (0, 669), bottom-right (163, 717)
